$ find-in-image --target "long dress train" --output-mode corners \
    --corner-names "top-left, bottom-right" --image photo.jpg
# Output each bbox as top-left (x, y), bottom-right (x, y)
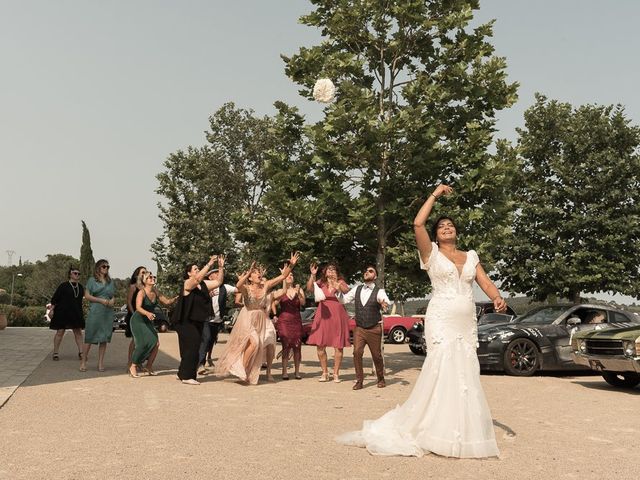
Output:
top-left (337, 243), bottom-right (499, 458)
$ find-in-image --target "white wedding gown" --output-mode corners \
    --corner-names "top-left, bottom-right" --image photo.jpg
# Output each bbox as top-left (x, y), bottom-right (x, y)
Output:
top-left (337, 243), bottom-right (499, 458)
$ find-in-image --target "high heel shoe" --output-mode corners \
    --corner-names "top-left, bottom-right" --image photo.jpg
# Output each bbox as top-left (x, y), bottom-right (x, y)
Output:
top-left (129, 367), bottom-right (140, 378)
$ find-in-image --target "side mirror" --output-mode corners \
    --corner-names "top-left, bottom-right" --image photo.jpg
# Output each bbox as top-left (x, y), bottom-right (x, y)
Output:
top-left (567, 317), bottom-right (581, 326)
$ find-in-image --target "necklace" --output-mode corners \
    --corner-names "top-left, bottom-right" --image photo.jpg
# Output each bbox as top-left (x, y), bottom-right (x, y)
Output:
top-left (69, 281), bottom-right (79, 298)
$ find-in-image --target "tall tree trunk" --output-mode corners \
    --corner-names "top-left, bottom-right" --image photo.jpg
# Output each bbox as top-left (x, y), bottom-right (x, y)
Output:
top-left (376, 204), bottom-right (386, 286)
top-left (570, 291), bottom-right (581, 304)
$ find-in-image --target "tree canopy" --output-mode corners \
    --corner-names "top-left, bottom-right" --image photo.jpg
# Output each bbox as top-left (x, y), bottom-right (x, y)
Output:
top-left (498, 94), bottom-right (640, 301)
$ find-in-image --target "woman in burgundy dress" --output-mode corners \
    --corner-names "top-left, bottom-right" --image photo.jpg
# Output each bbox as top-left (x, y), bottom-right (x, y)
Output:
top-left (306, 262), bottom-right (351, 383)
top-left (273, 272), bottom-right (305, 380)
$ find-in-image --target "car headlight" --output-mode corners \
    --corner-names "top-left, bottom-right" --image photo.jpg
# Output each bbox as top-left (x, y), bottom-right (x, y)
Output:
top-left (577, 339), bottom-right (587, 354)
top-left (623, 340), bottom-right (637, 357)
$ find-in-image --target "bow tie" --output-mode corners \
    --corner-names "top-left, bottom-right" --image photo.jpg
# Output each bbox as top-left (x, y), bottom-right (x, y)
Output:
top-left (364, 284), bottom-right (374, 290)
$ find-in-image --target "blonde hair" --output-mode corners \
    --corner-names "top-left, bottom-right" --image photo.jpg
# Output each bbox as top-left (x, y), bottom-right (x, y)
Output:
top-left (136, 271), bottom-right (153, 290)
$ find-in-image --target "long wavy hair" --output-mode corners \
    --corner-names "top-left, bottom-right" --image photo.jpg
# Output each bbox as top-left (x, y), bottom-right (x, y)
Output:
top-left (319, 262), bottom-right (344, 286)
top-left (129, 266), bottom-right (146, 286)
top-left (93, 259), bottom-right (111, 283)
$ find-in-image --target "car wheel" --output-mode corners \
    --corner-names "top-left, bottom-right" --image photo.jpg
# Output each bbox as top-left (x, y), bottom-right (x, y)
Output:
top-left (409, 344), bottom-right (426, 356)
top-left (503, 338), bottom-right (540, 376)
top-left (388, 327), bottom-right (407, 344)
top-left (601, 372), bottom-right (640, 388)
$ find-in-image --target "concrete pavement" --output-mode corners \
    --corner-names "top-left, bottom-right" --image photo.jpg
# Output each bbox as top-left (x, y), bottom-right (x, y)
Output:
top-left (0, 327), bottom-right (52, 408)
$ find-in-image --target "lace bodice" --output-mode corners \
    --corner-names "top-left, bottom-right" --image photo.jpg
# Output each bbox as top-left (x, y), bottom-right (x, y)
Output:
top-left (420, 242), bottom-right (479, 300)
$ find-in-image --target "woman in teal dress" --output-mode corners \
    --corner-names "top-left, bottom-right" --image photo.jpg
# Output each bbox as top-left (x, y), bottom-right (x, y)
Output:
top-left (129, 271), bottom-right (176, 378)
top-left (80, 259), bottom-right (116, 372)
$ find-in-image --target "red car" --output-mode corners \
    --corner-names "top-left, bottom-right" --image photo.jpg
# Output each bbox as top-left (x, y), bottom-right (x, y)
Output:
top-left (347, 315), bottom-right (419, 344)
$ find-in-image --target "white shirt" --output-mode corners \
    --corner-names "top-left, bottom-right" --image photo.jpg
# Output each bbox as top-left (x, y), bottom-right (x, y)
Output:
top-left (342, 282), bottom-right (390, 306)
top-left (210, 284), bottom-right (237, 322)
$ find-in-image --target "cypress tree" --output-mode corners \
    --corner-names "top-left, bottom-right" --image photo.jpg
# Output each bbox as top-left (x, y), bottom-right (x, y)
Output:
top-left (79, 220), bottom-right (95, 284)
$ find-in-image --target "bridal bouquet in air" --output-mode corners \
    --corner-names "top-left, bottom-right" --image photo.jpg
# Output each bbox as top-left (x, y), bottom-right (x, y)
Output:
top-left (313, 78), bottom-right (336, 103)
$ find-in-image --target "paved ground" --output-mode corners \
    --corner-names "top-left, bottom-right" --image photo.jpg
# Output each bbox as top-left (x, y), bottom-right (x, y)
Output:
top-left (0, 327), bottom-right (52, 408)
top-left (0, 328), bottom-right (639, 480)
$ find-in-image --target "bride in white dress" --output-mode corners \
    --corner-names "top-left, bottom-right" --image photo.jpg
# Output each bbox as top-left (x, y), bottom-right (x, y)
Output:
top-left (337, 184), bottom-right (507, 458)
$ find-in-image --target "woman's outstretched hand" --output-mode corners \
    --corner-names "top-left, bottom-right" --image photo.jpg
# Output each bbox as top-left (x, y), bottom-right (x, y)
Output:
top-left (309, 262), bottom-right (318, 275)
top-left (432, 184), bottom-right (453, 199)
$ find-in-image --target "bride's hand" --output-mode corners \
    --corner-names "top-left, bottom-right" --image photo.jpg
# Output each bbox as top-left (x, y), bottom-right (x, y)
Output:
top-left (432, 184), bottom-right (453, 199)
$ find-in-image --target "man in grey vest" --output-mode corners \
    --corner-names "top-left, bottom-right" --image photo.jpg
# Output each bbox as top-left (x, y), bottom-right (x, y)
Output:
top-left (342, 265), bottom-right (391, 390)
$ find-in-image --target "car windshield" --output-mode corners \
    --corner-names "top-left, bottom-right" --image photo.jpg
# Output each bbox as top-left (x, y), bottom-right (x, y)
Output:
top-left (515, 306), bottom-right (567, 324)
top-left (478, 313), bottom-right (514, 325)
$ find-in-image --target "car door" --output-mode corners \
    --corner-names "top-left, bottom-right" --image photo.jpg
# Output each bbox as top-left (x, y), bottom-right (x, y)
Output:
top-left (555, 307), bottom-right (609, 364)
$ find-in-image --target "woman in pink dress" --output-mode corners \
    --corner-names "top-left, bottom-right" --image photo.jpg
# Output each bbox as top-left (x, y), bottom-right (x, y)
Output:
top-left (273, 273), bottom-right (306, 380)
top-left (216, 252), bottom-right (299, 384)
top-left (306, 262), bottom-right (351, 382)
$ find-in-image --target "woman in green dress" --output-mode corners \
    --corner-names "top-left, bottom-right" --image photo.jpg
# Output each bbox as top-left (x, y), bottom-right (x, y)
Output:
top-left (129, 271), bottom-right (176, 378)
top-left (80, 259), bottom-right (116, 372)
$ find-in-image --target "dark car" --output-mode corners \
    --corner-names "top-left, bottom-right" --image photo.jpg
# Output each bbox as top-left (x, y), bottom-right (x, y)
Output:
top-left (152, 307), bottom-right (171, 332)
top-left (477, 304), bottom-right (639, 376)
top-left (407, 301), bottom-right (517, 355)
top-left (113, 306), bottom-right (171, 333)
top-left (113, 306), bottom-right (128, 331)
top-left (477, 312), bottom-right (516, 326)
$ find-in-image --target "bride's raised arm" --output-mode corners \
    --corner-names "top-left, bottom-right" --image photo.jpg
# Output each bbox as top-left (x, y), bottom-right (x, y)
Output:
top-left (413, 184), bottom-right (453, 264)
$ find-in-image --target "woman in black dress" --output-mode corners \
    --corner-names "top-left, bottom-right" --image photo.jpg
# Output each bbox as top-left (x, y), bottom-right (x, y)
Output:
top-left (50, 267), bottom-right (85, 360)
top-left (174, 255), bottom-right (225, 385)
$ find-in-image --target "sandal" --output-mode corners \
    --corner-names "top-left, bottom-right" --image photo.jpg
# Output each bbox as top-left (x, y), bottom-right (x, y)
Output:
top-left (318, 373), bottom-right (329, 382)
top-left (79, 365), bottom-right (87, 372)
top-left (333, 375), bottom-right (342, 383)
top-left (52, 353), bottom-right (59, 361)
top-left (294, 374), bottom-right (302, 380)
top-left (181, 379), bottom-right (200, 385)
top-left (282, 374), bottom-right (289, 380)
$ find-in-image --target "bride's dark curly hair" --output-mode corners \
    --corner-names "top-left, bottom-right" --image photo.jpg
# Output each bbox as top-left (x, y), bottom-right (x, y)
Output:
top-left (430, 215), bottom-right (460, 243)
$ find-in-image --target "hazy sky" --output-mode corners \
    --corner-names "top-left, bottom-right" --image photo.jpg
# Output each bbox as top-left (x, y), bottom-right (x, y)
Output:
top-left (1, 1), bottom-right (639, 291)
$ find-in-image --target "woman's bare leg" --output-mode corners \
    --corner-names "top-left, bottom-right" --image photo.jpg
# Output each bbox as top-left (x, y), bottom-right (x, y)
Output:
top-left (97, 342), bottom-right (107, 371)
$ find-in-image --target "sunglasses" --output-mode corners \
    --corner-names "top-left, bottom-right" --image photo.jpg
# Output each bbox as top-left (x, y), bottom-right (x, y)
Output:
top-left (71, 271), bottom-right (80, 275)
top-left (101, 265), bottom-right (110, 269)
top-left (149, 275), bottom-right (157, 280)
top-left (365, 269), bottom-right (376, 273)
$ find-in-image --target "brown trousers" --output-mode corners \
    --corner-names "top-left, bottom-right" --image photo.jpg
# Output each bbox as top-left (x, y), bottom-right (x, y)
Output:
top-left (353, 323), bottom-right (384, 382)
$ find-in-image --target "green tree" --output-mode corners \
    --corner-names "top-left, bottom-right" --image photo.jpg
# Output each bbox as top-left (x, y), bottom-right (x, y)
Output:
top-left (24, 254), bottom-right (79, 303)
top-left (498, 94), bottom-right (640, 302)
top-left (79, 220), bottom-right (95, 284)
top-left (259, 0), bottom-right (518, 284)
top-left (153, 103), bottom-right (276, 285)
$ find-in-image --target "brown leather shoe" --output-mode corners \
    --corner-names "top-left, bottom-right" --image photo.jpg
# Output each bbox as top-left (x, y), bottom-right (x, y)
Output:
top-left (377, 379), bottom-right (386, 388)
top-left (352, 381), bottom-right (363, 390)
